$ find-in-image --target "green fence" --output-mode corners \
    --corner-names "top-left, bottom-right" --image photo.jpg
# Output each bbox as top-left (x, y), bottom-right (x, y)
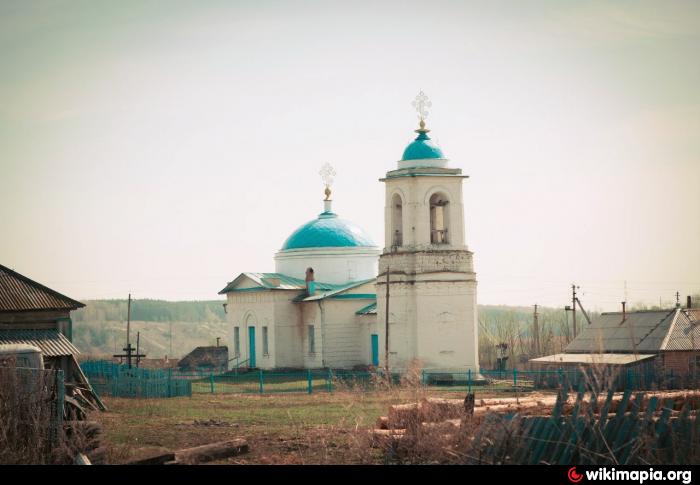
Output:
top-left (81, 361), bottom-right (191, 398)
top-left (422, 368), bottom-right (697, 394)
top-left (81, 360), bottom-right (695, 398)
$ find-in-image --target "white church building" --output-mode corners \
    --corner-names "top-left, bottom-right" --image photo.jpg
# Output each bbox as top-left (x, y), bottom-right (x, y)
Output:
top-left (220, 94), bottom-right (480, 373)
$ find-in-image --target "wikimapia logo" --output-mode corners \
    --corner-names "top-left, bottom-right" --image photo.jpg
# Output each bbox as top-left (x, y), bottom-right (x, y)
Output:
top-left (567, 467), bottom-right (692, 484)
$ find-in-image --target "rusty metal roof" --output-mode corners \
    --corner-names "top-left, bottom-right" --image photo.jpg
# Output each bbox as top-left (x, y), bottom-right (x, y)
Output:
top-left (0, 329), bottom-right (80, 356)
top-left (0, 264), bottom-right (84, 312)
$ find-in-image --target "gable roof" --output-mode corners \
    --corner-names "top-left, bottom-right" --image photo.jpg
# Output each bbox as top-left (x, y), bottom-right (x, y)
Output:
top-left (219, 272), bottom-right (375, 299)
top-left (565, 309), bottom-right (696, 354)
top-left (662, 309), bottom-right (700, 351)
top-left (0, 264), bottom-right (85, 312)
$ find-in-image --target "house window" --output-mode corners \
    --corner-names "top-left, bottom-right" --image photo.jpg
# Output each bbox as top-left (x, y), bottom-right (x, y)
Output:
top-left (308, 325), bottom-right (316, 355)
top-left (234, 327), bottom-right (240, 357)
top-left (262, 326), bottom-right (269, 356)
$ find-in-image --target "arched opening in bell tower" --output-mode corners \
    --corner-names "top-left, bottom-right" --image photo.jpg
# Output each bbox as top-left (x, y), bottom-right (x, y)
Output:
top-left (391, 193), bottom-right (403, 247)
top-left (429, 192), bottom-right (449, 244)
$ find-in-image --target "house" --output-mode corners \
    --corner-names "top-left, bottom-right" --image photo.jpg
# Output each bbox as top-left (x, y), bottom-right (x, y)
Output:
top-left (0, 263), bottom-right (104, 411)
top-left (530, 303), bottom-right (700, 388)
top-left (178, 345), bottom-right (229, 372)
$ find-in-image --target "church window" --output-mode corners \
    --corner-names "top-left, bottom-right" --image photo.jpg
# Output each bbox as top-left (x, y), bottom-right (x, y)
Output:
top-left (429, 192), bottom-right (449, 244)
top-left (233, 327), bottom-right (240, 357)
top-left (308, 325), bottom-right (316, 354)
top-left (262, 326), bottom-right (269, 356)
top-left (391, 193), bottom-right (403, 247)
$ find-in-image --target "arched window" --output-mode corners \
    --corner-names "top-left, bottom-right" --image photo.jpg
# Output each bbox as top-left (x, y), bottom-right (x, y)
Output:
top-left (429, 192), bottom-right (449, 244)
top-left (391, 193), bottom-right (403, 247)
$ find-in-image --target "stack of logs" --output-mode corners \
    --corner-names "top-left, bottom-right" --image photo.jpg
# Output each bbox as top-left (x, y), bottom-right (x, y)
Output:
top-left (373, 390), bottom-right (700, 443)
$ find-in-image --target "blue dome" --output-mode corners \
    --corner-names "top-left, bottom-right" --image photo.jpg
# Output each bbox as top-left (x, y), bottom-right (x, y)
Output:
top-left (402, 131), bottom-right (445, 161)
top-left (281, 212), bottom-right (376, 250)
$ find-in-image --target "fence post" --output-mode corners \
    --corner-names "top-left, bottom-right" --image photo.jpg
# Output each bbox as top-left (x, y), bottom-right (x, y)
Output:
top-left (422, 369), bottom-right (426, 386)
top-left (513, 368), bottom-right (518, 390)
top-left (259, 369), bottom-right (264, 394)
top-left (210, 372), bottom-right (215, 394)
top-left (54, 369), bottom-right (65, 446)
top-left (467, 369), bottom-right (472, 394)
top-left (327, 368), bottom-right (333, 393)
top-left (168, 368), bottom-right (172, 398)
top-left (307, 369), bottom-right (313, 394)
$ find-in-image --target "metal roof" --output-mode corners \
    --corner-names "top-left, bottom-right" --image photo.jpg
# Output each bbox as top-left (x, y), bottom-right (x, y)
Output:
top-left (530, 353), bottom-right (656, 365)
top-left (565, 309), bottom-right (677, 353)
top-left (355, 302), bottom-right (377, 315)
top-left (662, 309), bottom-right (700, 351)
top-left (219, 272), bottom-right (372, 296)
top-left (0, 329), bottom-right (80, 356)
top-left (0, 264), bottom-right (85, 312)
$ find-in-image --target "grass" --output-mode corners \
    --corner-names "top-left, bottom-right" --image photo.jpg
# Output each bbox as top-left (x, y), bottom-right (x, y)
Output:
top-left (92, 386), bottom-right (527, 464)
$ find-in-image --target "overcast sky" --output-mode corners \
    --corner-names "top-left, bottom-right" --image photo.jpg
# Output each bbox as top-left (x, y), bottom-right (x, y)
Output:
top-left (1, 0), bottom-right (699, 311)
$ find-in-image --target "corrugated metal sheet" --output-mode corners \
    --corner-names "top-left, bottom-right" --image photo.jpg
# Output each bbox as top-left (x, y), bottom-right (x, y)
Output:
top-left (565, 310), bottom-right (676, 353)
top-left (355, 302), bottom-right (377, 315)
top-left (0, 329), bottom-right (80, 356)
top-left (530, 353), bottom-right (656, 365)
top-left (662, 309), bottom-right (700, 351)
top-left (0, 264), bottom-right (84, 312)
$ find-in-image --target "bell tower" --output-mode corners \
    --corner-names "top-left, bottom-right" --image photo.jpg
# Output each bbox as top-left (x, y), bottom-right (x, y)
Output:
top-left (376, 92), bottom-right (479, 373)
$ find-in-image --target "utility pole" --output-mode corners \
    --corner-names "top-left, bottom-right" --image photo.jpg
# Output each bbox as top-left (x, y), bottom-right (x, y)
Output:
top-left (533, 304), bottom-right (540, 357)
top-left (127, 293), bottom-right (132, 348)
top-left (385, 266), bottom-right (390, 380)
top-left (676, 291), bottom-right (681, 308)
top-left (169, 321), bottom-right (173, 357)
top-left (136, 331), bottom-right (141, 368)
top-left (113, 293), bottom-right (145, 369)
top-left (572, 284), bottom-right (578, 338)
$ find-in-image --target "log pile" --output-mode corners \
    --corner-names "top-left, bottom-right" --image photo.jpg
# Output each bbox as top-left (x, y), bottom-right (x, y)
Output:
top-left (372, 390), bottom-right (700, 445)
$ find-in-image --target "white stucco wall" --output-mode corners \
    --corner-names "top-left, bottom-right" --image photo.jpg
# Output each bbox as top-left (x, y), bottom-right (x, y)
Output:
top-left (377, 163), bottom-right (479, 373)
top-left (274, 247), bottom-right (380, 284)
top-left (383, 175), bottom-right (467, 252)
top-left (225, 277), bottom-right (378, 370)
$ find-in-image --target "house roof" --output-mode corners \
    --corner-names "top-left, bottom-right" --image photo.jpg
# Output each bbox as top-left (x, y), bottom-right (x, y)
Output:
top-left (530, 353), bottom-right (656, 366)
top-left (0, 264), bottom-right (85, 312)
top-left (565, 308), bottom-right (700, 354)
top-left (662, 309), bottom-right (700, 351)
top-left (178, 346), bottom-right (228, 369)
top-left (0, 329), bottom-right (80, 356)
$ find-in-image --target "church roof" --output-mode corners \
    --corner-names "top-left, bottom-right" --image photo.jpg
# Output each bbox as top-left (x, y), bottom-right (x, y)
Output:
top-left (401, 130), bottom-right (445, 161)
top-left (280, 211), bottom-right (376, 251)
top-left (219, 272), bottom-right (372, 295)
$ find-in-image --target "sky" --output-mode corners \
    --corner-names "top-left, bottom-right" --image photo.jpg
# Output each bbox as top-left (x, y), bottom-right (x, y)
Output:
top-left (1, 0), bottom-right (699, 312)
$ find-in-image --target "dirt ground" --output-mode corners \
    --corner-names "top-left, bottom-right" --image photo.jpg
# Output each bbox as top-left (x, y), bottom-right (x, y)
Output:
top-left (92, 387), bottom-right (524, 464)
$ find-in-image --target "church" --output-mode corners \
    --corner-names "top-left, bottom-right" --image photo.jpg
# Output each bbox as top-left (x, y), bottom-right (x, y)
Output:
top-left (219, 93), bottom-right (480, 373)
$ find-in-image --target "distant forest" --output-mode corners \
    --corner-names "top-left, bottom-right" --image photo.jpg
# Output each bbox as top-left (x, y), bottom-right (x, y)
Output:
top-left (72, 297), bottom-right (696, 367)
top-left (72, 299), bottom-right (226, 324)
